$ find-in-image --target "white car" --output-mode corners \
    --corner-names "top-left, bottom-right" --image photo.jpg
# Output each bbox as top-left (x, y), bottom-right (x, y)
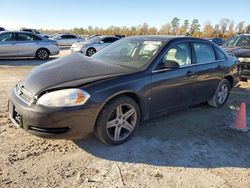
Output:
top-left (71, 35), bottom-right (120, 56)
top-left (51, 34), bottom-right (86, 46)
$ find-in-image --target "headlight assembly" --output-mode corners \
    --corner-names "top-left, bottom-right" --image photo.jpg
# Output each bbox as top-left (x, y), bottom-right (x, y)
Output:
top-left (37, 89), bottom-right (90, 107)
top-left (238, 57), bottom-right (250, 63)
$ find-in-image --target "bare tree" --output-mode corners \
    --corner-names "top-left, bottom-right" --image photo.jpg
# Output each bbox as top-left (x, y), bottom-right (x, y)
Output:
top-left (159, 23), bottom-right (171, 35)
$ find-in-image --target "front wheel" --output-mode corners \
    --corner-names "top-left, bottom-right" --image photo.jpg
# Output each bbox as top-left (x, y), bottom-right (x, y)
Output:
top-left (86, 48), bottom-right (96, 56)
top-left (95, 96), bottom-right (140, 145)
top-left (208, 79), bottom-right (230, 108)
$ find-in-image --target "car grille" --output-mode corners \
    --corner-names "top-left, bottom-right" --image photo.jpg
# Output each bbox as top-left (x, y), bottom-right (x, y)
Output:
top-left (14, 82), bottom-right (34, 104)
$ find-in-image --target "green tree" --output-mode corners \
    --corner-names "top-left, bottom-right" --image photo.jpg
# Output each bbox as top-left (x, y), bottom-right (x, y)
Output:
top-left (190, 19), bottom-right (200, 35)
top-left (171, 17), bottom-right (180, 35)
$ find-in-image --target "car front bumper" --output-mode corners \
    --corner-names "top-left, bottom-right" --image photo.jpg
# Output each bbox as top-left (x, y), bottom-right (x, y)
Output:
top-left (240, 62), bottom-right (250, 79)
top-left (8, 88), bottom-right (99, 139)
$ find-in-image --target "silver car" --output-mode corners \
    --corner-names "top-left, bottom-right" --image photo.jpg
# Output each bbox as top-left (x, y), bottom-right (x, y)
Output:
top-left (51, 34), bottom-right (86, 46)
top-left (71, 35), bottom-right (120, 56)
top-left (0, 31), bottom-right (60, 60)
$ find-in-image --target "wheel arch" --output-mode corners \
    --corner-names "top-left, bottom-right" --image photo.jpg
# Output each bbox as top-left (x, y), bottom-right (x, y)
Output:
top-left (94, 91), bottom-right (147, 130)
top-left (223, 75), bottom-right (234, 89)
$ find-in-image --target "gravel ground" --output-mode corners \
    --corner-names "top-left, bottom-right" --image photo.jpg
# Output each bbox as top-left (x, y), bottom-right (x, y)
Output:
top-left (0, 51), bottom-right (250, 187)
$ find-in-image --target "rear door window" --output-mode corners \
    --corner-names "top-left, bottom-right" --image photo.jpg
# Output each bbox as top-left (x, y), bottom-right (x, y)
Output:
top-left (193, 42), bottom-right (216, 63)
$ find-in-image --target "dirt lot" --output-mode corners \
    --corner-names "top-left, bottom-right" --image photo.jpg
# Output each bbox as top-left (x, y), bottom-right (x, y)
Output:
top-left (0, 51), bottom-right (250, 187)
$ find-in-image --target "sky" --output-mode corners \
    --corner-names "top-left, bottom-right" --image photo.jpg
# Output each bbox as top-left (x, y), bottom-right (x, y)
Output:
top-left (0, 0), bottom-right (249, 30)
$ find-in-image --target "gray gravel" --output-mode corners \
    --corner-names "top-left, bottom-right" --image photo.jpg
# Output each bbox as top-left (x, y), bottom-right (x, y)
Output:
top-left (0, 52), bottom-right (250, 187)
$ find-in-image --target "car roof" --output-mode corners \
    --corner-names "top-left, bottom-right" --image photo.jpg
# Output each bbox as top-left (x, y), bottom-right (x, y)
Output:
top-left (0, 31), bottom-right (39, 35)
top-left (56, 33), bottom-right (76, 36)
top-left (126, 35), bottom-right (211, 43)
top-left (98, 35), bottom-right (120, 39)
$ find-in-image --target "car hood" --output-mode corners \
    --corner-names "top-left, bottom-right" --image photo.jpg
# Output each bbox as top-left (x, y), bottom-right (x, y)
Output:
top-left (22, 53), bottom-right (134, 95)
top-left (223, 47), bottom-right (250, 57)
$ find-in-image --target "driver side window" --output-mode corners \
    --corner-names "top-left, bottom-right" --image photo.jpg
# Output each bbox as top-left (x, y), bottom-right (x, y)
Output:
top-left (163, 42), bottom-right (191, 67)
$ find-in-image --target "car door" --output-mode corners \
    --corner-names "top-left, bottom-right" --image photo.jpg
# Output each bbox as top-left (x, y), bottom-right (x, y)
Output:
top-left (57, 35), bottom-right (69, 46)
top-left (191, 42), bottom-right (224, 103)
top-left (16, 33), bottom-right (41, 56)
top-left (0, 32), bottom-right (18, 57)
top-left (150, 42), bottom-right (197, 116)
top-left (66, 35), bottom-right (77, 46)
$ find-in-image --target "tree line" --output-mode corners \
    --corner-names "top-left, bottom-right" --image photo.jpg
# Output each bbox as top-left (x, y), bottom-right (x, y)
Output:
top-left (40, 18), bottom-right (250, 39)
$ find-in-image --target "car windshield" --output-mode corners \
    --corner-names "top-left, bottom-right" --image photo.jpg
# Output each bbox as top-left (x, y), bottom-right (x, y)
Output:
top-left (91, 38), bottom-right (164, 69)
top-left (88, 36), bottom-right (101, 43)
top-left (51, 34), bottom-right (60, 39)
top-left (223, 36), bottom-right (250, 48)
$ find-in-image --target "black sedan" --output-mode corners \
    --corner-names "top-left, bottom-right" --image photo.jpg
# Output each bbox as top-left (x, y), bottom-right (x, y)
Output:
top-left (223, 34), bottom-right (250, 81)
top-left (9, 36), bottom-right (240, 145)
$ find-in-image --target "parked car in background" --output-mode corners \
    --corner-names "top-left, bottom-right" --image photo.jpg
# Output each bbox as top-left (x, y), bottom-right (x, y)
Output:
top-left (51, 34), bottom-right (86, 46)
top-left (222, 34), bottom-right (250, 81)
top-left (71, 35), bottom-right (120, 56)
top-left (9, 36), bottom-right (239, 145)
top-left (0, 27), bottom-right (5, 31)
top-left (0, 31), bottom-right (60, 60)
top-left (206, 37), bottom-right (224, 46)
top-left (20, 28), bottom-right (49, 38)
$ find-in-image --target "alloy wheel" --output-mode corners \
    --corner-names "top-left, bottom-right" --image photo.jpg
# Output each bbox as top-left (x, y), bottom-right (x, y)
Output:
top-left (37, 49), bottom-right (49, 60)
top-left (106, 103), bottom-right (137, 142)
top-left (217, 83), bottom-right (229, 104)
top-left (87, 48), bottom-right (96, 56)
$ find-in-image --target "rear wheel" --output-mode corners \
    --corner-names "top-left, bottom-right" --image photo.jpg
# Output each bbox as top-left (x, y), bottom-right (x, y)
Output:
top-left (36, 48), bottom-right (49, 60)
top-left (208, 79), bottom-right (230, 108)
top-left (95, 96), bottom-right (140, 145)
top-left (86, 48), bottom-right (96, 56)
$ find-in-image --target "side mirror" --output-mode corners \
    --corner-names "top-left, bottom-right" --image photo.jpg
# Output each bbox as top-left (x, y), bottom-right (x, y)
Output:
top-left (58, 36), bottom-right (62, 39)
top-left (99, 41), bottom-right (104, 44)
top-left (159, 60), bottom-right (180, 70)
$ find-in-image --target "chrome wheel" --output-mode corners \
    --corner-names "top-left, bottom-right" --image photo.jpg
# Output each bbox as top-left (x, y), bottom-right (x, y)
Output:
top-left (106, 103), bottom-right (137, 142)
top-left (217, 83), bottom-right (229, 104)
top-left (37, 49), bottom-right (49, 60)
top-left (87, 48), bottom-right (96, 56)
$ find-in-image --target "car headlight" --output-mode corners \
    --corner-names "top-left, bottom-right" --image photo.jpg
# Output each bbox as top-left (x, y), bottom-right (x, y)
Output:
top-left (37, 89), bottom-right (90, 107)
top-left (238, 57), bottom-right (250, 63)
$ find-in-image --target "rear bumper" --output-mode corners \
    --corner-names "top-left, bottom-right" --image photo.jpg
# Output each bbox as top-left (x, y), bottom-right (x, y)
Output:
top-left (8, 89), bottom-right (99, 139)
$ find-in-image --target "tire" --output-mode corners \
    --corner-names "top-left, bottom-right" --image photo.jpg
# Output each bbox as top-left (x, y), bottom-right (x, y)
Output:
top-left (36, 48), bottom-right (50, 60)
top-left (208, 79), bottom-right (230, 108)
top-left (95, 96), bottom-right (140, 145)
top-left (86, 48), bottom-right (96, 57)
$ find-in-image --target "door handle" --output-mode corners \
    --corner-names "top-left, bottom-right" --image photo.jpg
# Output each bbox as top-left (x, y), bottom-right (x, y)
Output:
top-left (217, 65), bottom-right (222, 70)
top-left (186, 70), bottom-right (195, 77)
